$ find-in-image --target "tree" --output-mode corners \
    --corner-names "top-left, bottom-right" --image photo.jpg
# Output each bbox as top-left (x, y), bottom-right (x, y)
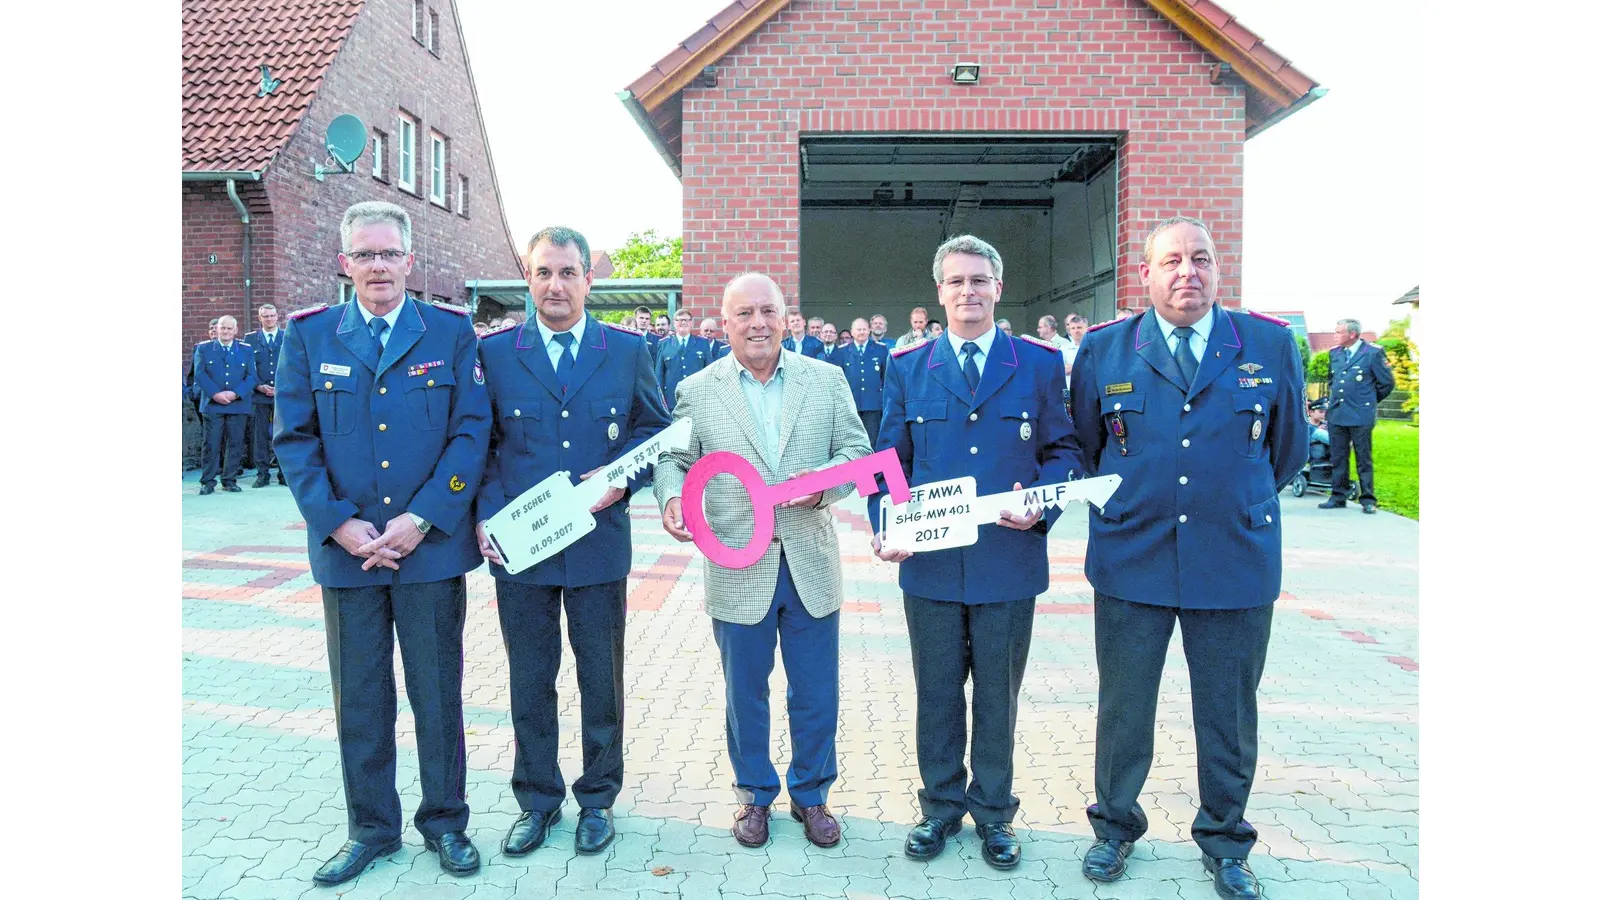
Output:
top-left (608, 229), bottom-right (682, 278)
top-left (1295, 333), bottom-right (1311, 379)
top-left (1307, 350), bottom-right (1331, 381)
top-left (1380, 315), bottom-right (1419, 420)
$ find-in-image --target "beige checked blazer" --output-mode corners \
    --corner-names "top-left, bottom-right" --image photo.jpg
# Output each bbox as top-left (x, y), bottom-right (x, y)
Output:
top-left (654, 350), bottom-right (872, 625)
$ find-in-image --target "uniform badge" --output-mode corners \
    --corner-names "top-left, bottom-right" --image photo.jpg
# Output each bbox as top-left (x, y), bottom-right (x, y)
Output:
top-left (319, 363), bottom-right (352, 377)
top-left (449, 475), bottom-right (466, 493)
top-left (608, 422), bottom-right (620, 441)
top-left (1020, 422), bottom-right (1033, 441)
top-left (1106, 382), bottom-right (1134, 395)
top-left (1356, 373), bottom-right (1363, 381)
top-left (1238, 363), bottom-right (1264, 374)
top-left (473, 362), bottom-right (484, 384)
top-left (1251, 420), bottom-right (1263, 441)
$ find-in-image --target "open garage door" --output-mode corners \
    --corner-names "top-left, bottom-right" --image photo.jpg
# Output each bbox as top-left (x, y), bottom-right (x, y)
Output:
top-left (798, 134), bottom-right (1118, 340)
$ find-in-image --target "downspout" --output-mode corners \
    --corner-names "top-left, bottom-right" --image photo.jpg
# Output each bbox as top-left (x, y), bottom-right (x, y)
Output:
top-left (225, 178), bottom-right (252, 321)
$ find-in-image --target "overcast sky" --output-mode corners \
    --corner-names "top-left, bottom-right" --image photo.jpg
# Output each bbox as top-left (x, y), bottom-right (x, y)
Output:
top-left (457, 0), bottom-right (1421, 333)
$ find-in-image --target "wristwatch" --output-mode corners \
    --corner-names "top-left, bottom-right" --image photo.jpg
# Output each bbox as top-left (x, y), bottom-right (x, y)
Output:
top-left (407, 512), bottom-right (432, 535)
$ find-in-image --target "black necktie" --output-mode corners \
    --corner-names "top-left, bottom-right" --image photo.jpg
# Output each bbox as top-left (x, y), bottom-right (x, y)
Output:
top-left (553, 331), bottom-right (576, 388)
top-left (961, 341), bottom-right (981, 393)
top-left (1171, 326), bottom-right (1197, 387)
top-left (369, 316), bottom-right (389, 348)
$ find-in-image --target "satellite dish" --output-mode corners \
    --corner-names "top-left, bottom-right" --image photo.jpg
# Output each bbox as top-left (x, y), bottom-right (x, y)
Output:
top-left (326, 115), bottom-right (367, 172)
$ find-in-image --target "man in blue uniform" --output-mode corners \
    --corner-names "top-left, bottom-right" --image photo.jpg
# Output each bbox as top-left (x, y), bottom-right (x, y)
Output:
top-left (656, 308), bottom-right (714, 409)
top-left (700, 316), bottom-right (730, 361)
top-left (833, 317), bottom-right (889, 445)
top-left (1319, 317), bottom-right (1395, 513)
top-left (474, 226), bottom-right (670, 858)
top-left (243, 303), bottom-right (286, 487)
top-left (1068, 216), bottom-right (1307, 900)
top-left (634, 306), bottom-right (663, 362)
top-left (870, 235), bottom-right (1083, 871)
top-left (817, 322), bottom-right (841, 363)
top-left (275, 201), bottom-right (491, 886)
top-left (782, 311), bottom-right (824, 358)
top-left (194, 315), bottom-right (257, 495)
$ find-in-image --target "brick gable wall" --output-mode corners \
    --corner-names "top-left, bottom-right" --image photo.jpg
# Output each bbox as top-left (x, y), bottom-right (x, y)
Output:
top-left (677, 0), bottom-right (1247, 319)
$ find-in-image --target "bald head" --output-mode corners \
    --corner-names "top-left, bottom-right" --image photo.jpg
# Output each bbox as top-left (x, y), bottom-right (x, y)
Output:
top-left (722, 272), bottom-right (786, 375)
top-left (722, 272), bottom-right (785, 318)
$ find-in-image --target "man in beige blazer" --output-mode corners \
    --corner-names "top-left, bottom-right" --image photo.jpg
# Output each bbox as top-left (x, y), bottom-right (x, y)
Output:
top-left (655, 273), bottom-right (871, 850)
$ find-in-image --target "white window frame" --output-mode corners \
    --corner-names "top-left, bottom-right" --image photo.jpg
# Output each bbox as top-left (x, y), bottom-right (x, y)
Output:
top-left (429, 132), bottom-right (448, 206)
top-left (457, 173), bottom-right (469, 217)
top-left (371, 131), bottom-right (385, 180)
top-left (397, 114), bottom-right (417, 192)
top-left (428, 9), bottom-right (440, 54)
top-left (412, 0), bottom-right (424, 41)
top-left (337, 278), bottom-right (356, 305)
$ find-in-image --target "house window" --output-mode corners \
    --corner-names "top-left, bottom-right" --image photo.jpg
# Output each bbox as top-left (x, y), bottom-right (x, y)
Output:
top-left (412, 0), bottom-right (424, 43)
top-left (397, 113), bottom-right (417, 192)
top-left (337, 278), bottom-right (355, 305)
top-left (428, 9), bottom-right (441, 55)
top-left (371, 130), bottom-right (386, 181)
top-left (430, 132), bottom-right (448, 206)
top-left (457, 174), bottom-right (469, 217)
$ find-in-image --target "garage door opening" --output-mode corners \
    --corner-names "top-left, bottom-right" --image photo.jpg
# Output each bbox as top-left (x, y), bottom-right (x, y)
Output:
top-left (798, 134), bottom-right (1119, 340)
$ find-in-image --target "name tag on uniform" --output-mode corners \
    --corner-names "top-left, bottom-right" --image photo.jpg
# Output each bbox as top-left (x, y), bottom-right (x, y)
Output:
top-left (319, 363), bottom-right (352, 377)
top-left (1105, 382), bottom-right (1134, 395)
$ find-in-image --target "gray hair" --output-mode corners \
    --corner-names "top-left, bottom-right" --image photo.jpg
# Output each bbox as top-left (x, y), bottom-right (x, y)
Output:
top-left (808, 316), bottom-right (824, 326)
top-left (216, 315), bottom-right (237, 327)
top-left (526, 226), bottom-right (591, 274)
top-left (996, 317), bottom-right (1010, 328)
top-left (1066, 313), bottom-right (1088, 326)
top-left (257, 303), bottom-right (277, 313)
top-left (1142, 215), bottom-right (1213, 263)
top-left (1039, 314), bottom-right (1059, 331)
top-left (340, 201), bottom-right (412, 253)
top-left (1336, 317), bottom-right (1362, 334)
top-left (932, 234), bottom-right (1004, 282)
top-left (722, 272), bottom-right (785, 318)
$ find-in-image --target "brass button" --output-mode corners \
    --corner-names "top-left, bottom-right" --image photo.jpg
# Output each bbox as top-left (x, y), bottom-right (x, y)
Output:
top-left (968, 413), bottom-right (978, 422)
top-left (1022, 412), bottom-right (1029, 419)
top-left (514, 409), bottom-right (521, 417)
top-left (427, 379), bottom-right (435, 387)
top-left (324, 381), bottom-right (332, 389)
top-left (916, 416), bottom-right (924, 424)
top-left (379, 386), bottom-right (387, 394)
top-left (1178, 514), bottom-right (1188, 523)
top-left (1182, 439), bottom-right (1190, 447)
top-left (561, 410), bottom-right (569, 418)
top-left (610, 407), bottom-right (617, 415)
top-left (969, 447), bottom-right (978, 455)
top-left (1179, 476), bottom-right (1188, 485)
top-left (1254, 403), bottom-right (1263, 413)
top-left (1183, 403), bottom-right (1191, 412)
top-left (383, 496), bottom-right (392, 505)
top-left (381, 460), bottom-right (390, 469)
top-left (562, 440), bottom-right (570, 449)
top-left (379, 423), bottom-right (387, 431)
top-left (1113, 402), bottom-right (1122, 411)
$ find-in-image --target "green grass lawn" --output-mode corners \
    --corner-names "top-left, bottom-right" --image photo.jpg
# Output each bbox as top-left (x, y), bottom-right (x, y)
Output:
top-left (1371, 419), bottom-right (1419, 519)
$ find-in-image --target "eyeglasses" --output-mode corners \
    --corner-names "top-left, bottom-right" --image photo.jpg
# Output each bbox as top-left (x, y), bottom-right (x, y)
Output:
top-left (941, 275), bottom-right (994, 289)
top-left (347, 249), bottom-right (408, 264)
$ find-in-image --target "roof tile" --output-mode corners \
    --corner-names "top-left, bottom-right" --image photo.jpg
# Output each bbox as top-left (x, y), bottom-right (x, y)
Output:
top-left (182, 0), bottom-right (363, 172)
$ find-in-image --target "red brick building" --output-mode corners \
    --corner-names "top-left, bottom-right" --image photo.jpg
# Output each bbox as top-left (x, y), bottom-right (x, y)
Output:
top-left (181, 0), bottom-right (521, 364)
top-left (620, 0), bottom-right (1322, 329)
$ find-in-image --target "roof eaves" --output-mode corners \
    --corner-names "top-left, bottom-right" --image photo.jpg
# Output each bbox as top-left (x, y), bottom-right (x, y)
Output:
top-left (631, 0), bottom-right (791, 114)
top-left (1144, 0), bottom-right (1320, 122)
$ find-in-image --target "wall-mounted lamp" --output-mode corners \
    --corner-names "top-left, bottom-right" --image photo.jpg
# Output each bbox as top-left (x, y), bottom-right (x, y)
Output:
top-left (950, 62), bottom-right (980, 84)
top-left (695, 65), bottom-right (718, 88)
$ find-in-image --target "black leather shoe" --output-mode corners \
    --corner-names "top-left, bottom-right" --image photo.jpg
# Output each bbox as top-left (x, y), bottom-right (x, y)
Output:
top-left (252, 475), bottom-right (272, 488)
top-left (198, 485), bottom-right (215, 495)
top-left (222, 483), bottom-right (242, 492)
top-left (1082, 838), bottom-right (1136, 882)
top-left (574, 807), bottom-right (615, 854)
top-left (904, 816), bottom-right (962, 860)
top-left (1316, 498), bottom-right (1345, 509)
top-left (424, 831), bottom-right (480, 876)
top-left (502, 808), bottom-right (561, 856)
top-left (1362, 501), bottom-right (1377, 514)
top-left (975, 822), bottom-right (1020, 869)
top-left (311, 838), bottom-right (401, 886)
top-left (277, 475), bottom-right (287, 485)
top-left (1202, 855), bottom-right (1261, 899)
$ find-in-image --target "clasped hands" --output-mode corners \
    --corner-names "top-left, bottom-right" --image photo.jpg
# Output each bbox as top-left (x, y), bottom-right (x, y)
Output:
top-left (335, 515), bottom-right (425, 571)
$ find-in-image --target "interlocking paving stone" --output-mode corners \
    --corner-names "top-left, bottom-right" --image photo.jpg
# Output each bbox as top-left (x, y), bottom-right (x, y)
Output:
top-left (182, 475), bottom-right (1418, 898)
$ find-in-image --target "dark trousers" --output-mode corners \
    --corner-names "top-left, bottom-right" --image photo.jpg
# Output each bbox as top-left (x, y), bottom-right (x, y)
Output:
top-left (858, 409), bottom-right (882, 448)
top-left (1328, 422), bottom-right (1376, 503)
top-left (200, 413), bottom-right (247, 488)
top-left (250, 403), bottom-right (279, 477)
top-left (1087, 593), bottom-right (1274, 859)
top-left (321, 577), bottom-right (470, 844)
top-left (710, 554), bottom-right (840, 808)
top-left (496, 578), bottom-right (627, 812)
top-left (902, 593), bottom-right (1036, 824)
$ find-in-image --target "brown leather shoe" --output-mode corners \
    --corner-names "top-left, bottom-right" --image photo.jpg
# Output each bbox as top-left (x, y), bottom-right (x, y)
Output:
top-left (731, 804), bottom-right (771, 847)
top-left (790, 803), bottom-right (841, 847)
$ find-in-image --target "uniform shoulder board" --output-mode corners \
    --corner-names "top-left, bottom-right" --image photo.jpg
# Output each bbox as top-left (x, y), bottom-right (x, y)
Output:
top-left (1017, 333), bottom-right (1061, 353)
top-left (481, 321), bottom-right (518, 338)
top-left (1085, 317), bottom-right (1129, 335)
top-left (1247, 309), bottom-right (1291, 326)
top-left (236, 340), bottom-right (253, 348)
top-left (891, 338), bottom-right (931, 357)
top-left (432, 301), bottom-right (470, 316)
top-left (288, 304), bottom-right (331, 321)
top-left (604, 321), bottom-right (644, 336)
